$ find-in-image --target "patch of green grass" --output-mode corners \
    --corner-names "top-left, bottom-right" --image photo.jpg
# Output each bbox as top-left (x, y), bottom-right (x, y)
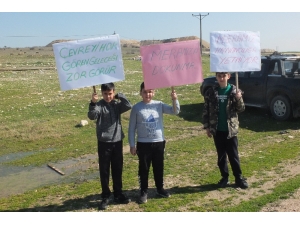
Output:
top-left (1, 53), bottom-right (300, 212)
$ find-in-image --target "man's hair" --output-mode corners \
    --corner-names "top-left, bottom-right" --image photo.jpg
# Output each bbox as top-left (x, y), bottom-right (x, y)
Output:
top-left (101, 83), bottom-right (115, 92)
top-left (140, 82), bottom-right (155, 92)
top-left (216, 72), bottom-right (230, 76)
top-left (140, 82), bottom-right (145, 92)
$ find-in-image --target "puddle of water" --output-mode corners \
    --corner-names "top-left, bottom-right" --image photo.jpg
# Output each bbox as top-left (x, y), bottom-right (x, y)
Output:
top-left (0, 152), bottom-right (100, 198)
top-left (0, 152), bottom-right (35, 163)
top-left (0, 148), bottom-right (55, 163)
top-left (0, 165), bottom-right (66, 197)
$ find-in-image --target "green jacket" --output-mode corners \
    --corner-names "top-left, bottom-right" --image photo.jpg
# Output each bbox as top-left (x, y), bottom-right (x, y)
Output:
top-left (202, 84), bottom-right (245, 138)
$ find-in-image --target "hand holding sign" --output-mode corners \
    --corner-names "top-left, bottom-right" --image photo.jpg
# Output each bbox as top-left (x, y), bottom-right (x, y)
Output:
top-left (171, 87), bottom-right (177, 100)
top-left (171, 86), bottom-right (178, 113)
top-left (91, 92), bottom-right (99, 104)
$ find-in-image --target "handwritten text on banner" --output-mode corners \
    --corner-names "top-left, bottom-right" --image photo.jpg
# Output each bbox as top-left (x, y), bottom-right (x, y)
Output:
top-left (210, 31), bottom-right (261, 72)
top-left (53, 35), bottom-right (124, 91)
top-left (140, 40), bottom-right (203, 90)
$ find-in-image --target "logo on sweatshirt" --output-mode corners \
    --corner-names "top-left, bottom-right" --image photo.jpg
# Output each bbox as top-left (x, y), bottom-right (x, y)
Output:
top-left (218, 95), bottom-right (227, 103)
top-left (144, 114), bottom-right (158, 138)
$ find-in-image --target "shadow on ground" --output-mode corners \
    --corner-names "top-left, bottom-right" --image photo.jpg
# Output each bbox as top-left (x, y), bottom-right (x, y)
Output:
top-left (2, 183), bottom-right (227, 212)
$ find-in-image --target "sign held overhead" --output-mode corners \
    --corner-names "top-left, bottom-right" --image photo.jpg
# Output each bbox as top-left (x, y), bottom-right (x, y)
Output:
top-left (210, 31), bottom-right (261, 72)
top-left (140, 40), bottom-right (203, 90)
top-left (53, 34), bottom-right (125, 91)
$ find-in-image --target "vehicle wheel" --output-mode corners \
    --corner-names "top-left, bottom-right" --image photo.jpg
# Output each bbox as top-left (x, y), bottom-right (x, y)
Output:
top-left (270, 95), bottom-right (291, 121)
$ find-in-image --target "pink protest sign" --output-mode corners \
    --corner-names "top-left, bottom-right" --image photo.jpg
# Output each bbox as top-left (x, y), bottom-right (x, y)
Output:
top-left (140, 40), bottom-right (203, 90)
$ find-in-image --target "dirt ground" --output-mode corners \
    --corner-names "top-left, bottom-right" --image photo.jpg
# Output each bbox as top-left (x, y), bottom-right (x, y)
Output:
top-left (113, 145), bottom-right (300, 212)
top-left (202, 153), bottom-right (300, 212)
top-left (114, 149), bottom-right (300, 212)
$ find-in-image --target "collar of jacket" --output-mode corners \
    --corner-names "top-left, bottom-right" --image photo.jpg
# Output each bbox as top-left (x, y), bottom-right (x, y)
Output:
top-left (101, 99), bottom-right (117, 106)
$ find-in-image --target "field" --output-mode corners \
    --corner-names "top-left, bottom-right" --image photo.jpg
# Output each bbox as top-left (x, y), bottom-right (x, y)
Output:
top-left (1, 45), bottom-right (300, 214)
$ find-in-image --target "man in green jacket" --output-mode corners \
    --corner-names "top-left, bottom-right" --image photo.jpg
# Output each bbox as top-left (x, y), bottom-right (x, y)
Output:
top-left (202, 72), bottom-right (248, 189)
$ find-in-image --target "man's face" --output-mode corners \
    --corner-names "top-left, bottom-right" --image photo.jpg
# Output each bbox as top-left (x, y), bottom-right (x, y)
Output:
top-left (216, 72), bottom-right (230, 87)
top-left (102, 89), bottom-right (115, 103)
top-left (140, 88), bottom-right (155, 103)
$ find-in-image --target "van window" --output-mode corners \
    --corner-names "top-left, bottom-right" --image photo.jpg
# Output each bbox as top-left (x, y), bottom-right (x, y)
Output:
top-left (284, 61), bottom-right (300, 76)
top-left (270, 62), bottom-right (279, 75)
top-left (272, 62), bottom-right (279, 75)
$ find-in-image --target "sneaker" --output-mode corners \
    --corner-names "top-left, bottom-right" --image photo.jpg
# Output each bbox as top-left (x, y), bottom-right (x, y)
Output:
top-left (139, 191), bottom-right (148, 204)
top-left (114, 193), bottom-right (131, 204)
top-left (235, 177), bottom-right (249, 189)
top-left (217, 177), bottom-right (229, 188)
top-left (98, 198), bottom-right (109, 210)
top-left (157, 188), bottom-right (171, 198)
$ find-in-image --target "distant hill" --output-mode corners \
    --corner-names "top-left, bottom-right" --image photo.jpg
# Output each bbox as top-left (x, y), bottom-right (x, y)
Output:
top-left (46, 36), bottom-right (210, 49)
top-left (140, 36), bottom-right (210, 49)
top-left (45, 37), bottom-right (276, 54)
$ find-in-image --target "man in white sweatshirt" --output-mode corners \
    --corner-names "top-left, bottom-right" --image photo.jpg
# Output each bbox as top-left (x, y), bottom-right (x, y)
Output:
top-left (128, 82), bottom-right (180, 204)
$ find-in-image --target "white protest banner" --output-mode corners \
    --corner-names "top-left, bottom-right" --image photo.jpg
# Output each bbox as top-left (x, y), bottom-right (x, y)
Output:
top-left (140, 40), bottom-right (203, 90)
top-left (210, 31), bottom-right (261, 72)
top-left (53, 34), bottom-right (125, 91)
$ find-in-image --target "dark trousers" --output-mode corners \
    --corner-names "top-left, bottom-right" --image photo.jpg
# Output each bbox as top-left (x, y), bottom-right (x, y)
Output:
top-left (97, 140), bottom-right (123, 198)
top-left (136, 141), bottom-right (165, 193)
top-left (213, 131), bottom-right (242, 179)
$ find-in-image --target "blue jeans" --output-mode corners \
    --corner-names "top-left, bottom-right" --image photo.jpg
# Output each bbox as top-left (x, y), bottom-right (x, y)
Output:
top-left (97, 140), bottom-right (123, 198)
top-left (136, 141), bottom-right (165, 193)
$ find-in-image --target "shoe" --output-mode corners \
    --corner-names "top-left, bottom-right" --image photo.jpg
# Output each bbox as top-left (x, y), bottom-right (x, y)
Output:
top-left (98, 198), bottom-right (109, 210)
top-left (235, 177), bottom-right (249, 189)
top-left (157, 188), bottom-right (171, 198)
top-left (139, 191), bottom-right (148, 204)
top-left (114, 193), bottom-right (131, 204)
top-left (217, 177), bottom-right (229, 188)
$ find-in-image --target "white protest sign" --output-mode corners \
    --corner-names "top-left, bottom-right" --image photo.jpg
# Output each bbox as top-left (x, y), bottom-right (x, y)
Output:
top-left (53, 34), bottom-right (125, 91)
top-left (210, 31), bottom-right (261, 72)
